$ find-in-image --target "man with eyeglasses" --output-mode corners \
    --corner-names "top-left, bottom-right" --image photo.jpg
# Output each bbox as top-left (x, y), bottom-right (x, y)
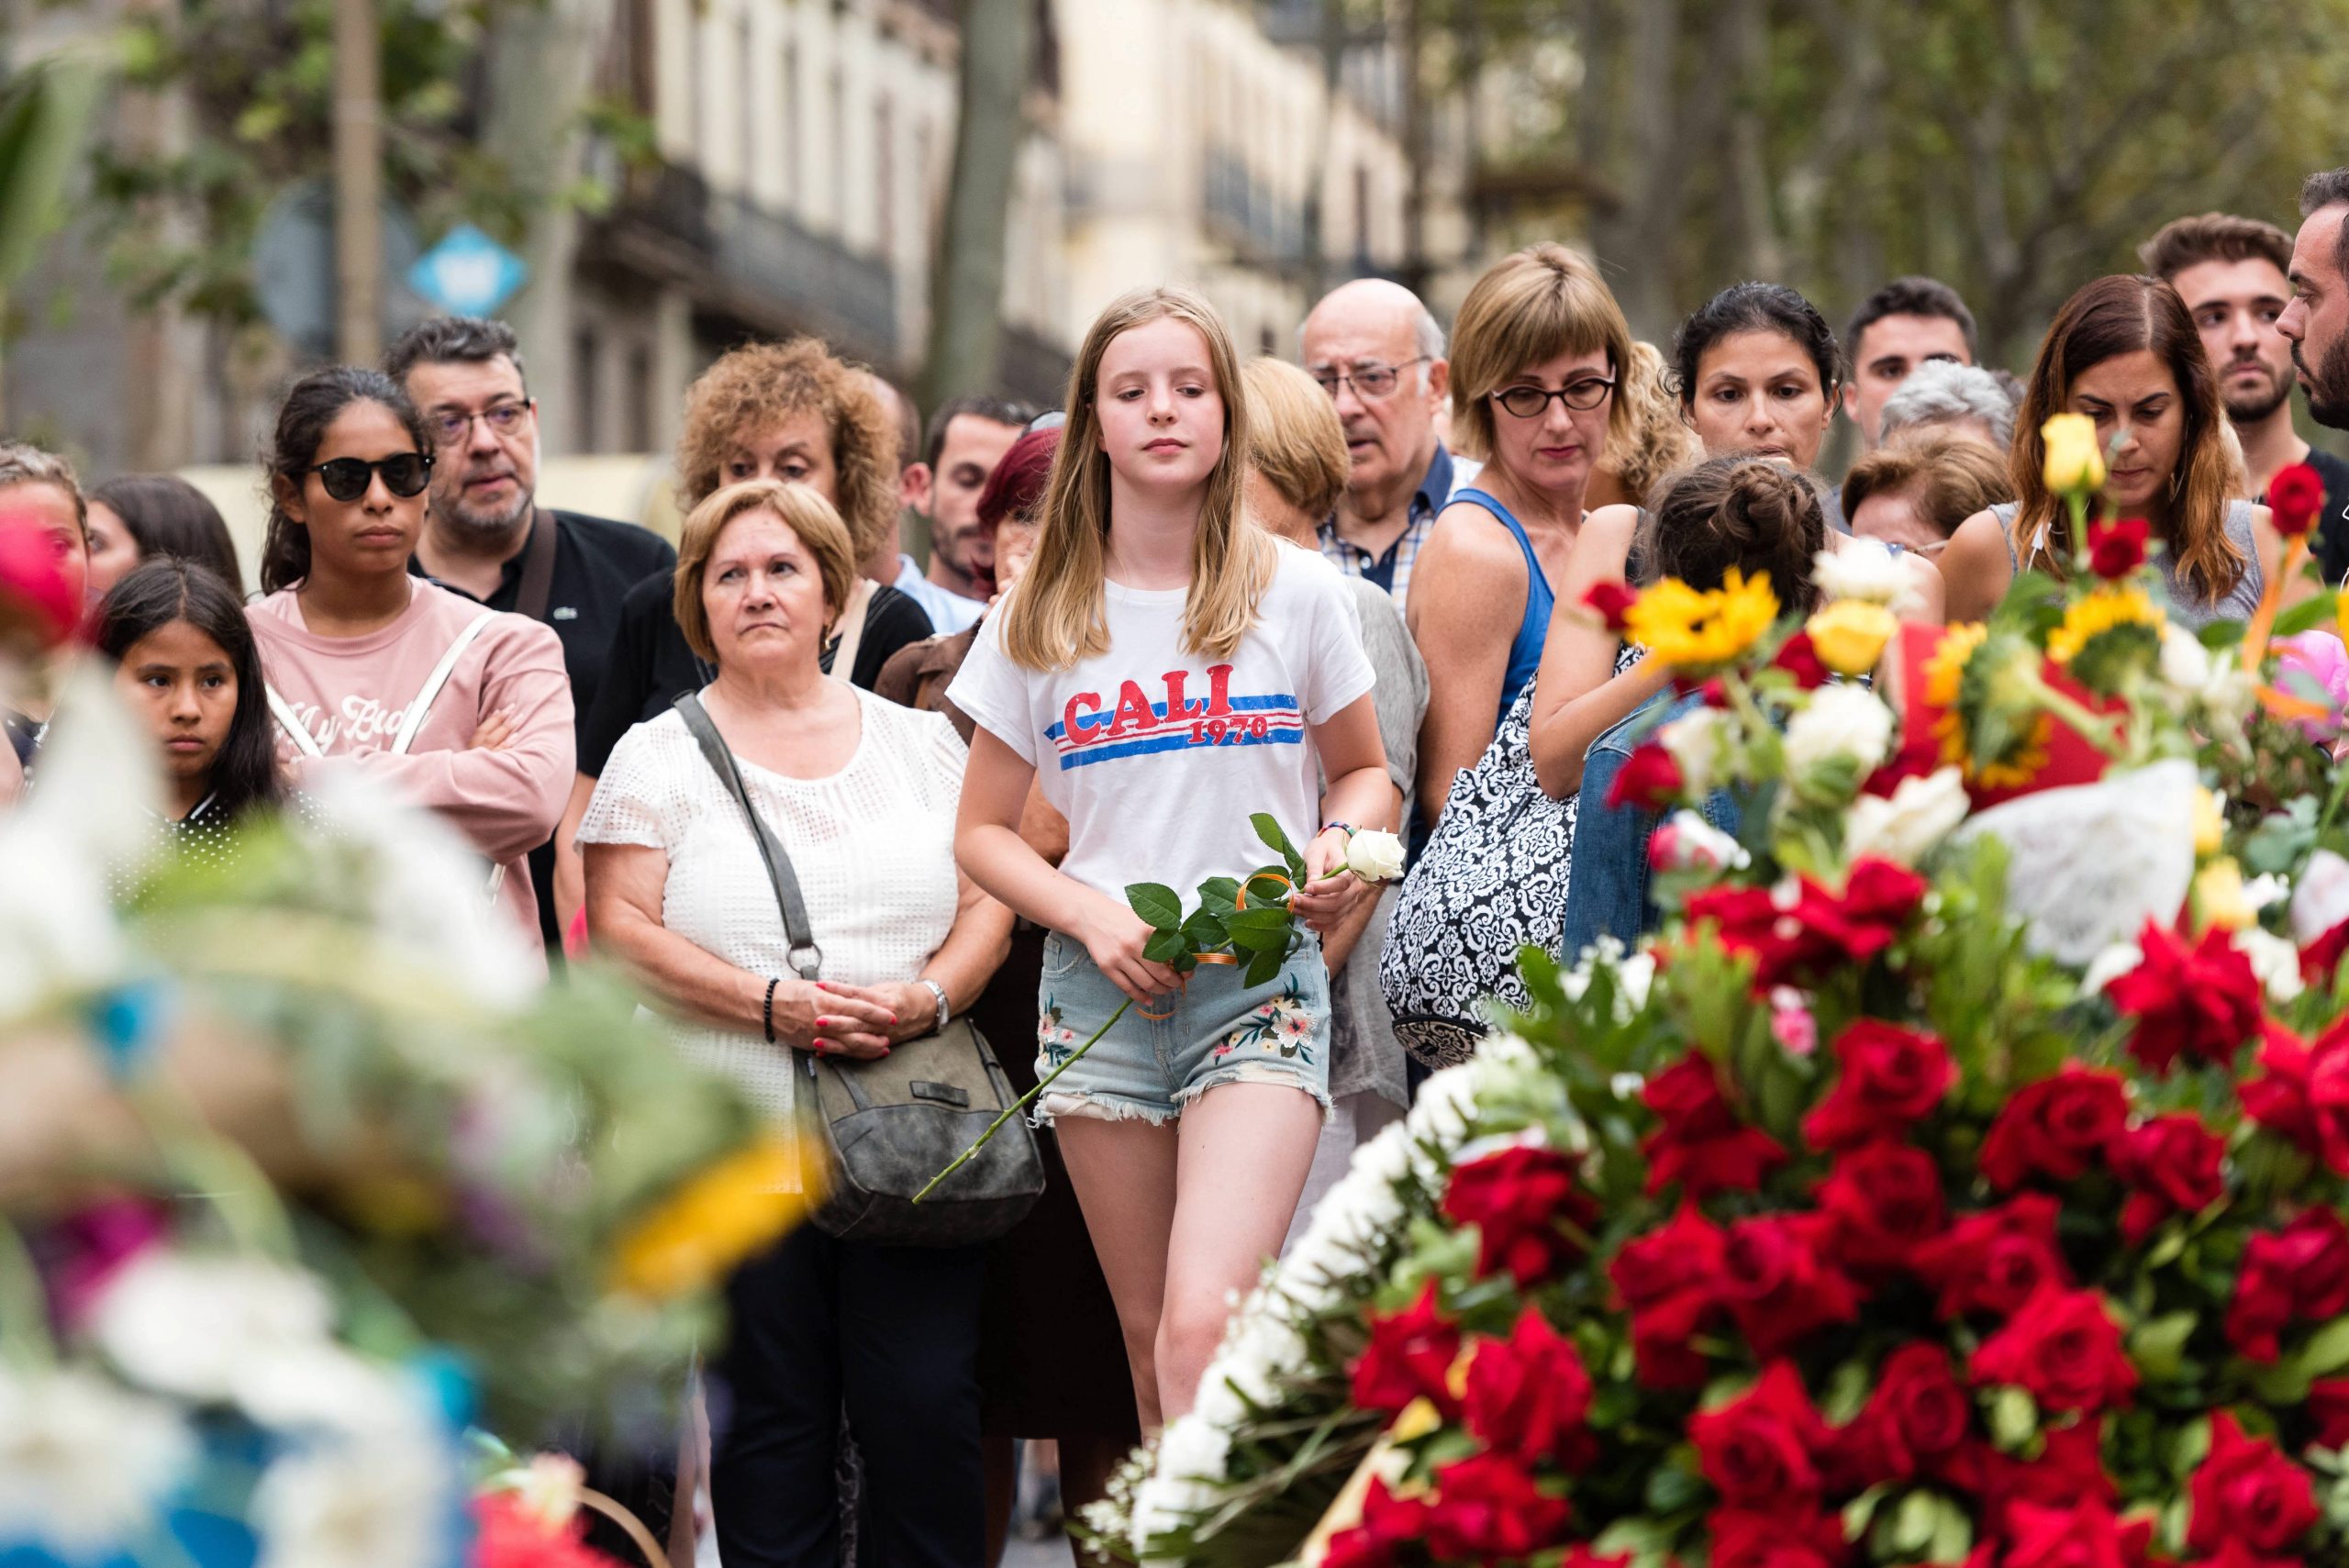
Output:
top-left (1298, 279), bottom-right (1478, 611)
top-left (387, 316), bottom-right (675, 954)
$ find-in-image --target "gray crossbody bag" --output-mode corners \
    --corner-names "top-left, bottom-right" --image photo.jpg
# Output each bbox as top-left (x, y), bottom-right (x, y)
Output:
top-left (674, 692), bottom-right (1042, 1246)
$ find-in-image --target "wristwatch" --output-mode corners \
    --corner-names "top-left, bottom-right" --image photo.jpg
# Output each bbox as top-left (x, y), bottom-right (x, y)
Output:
top-left (918, 978), bottom-right (951, 1034)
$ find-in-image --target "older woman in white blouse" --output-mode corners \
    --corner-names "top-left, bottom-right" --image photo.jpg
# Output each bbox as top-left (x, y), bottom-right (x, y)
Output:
top-left (580, 477), bottom-right (1009, 1568)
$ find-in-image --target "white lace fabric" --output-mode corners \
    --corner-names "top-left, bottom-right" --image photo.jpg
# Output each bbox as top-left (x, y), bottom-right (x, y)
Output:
top-left (577, 688), bottom-right (968, 1121)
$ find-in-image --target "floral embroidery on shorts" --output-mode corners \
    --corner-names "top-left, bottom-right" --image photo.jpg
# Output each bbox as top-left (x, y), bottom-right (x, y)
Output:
top-left (1214, 979), bottom-right (1317, 1064)
top-left (1038, 1000), bottom-right (1082, 1065)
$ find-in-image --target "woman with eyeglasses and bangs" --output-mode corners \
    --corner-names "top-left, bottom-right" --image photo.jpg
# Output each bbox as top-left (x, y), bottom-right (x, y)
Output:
top-left (247, 366), bottom-right (575, 967)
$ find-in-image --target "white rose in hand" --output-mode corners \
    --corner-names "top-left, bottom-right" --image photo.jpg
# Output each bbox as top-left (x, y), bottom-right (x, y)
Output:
top-left (1343, 829), bottom-right (1407, 883)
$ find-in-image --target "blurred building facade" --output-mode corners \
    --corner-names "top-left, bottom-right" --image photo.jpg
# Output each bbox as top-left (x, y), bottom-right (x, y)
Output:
top-left (6, 0), bottom-right (1464, 476)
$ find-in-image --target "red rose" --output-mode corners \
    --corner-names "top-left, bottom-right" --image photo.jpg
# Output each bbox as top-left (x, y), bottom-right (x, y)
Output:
top-left (2087, 517), bottom-right (2150, 579)
top-left (1971, 1285), bottom-right (2137, 1414)
top-left (1773, 629), bottom-right (1831, 690)
top-left (2104, 918), bottom-right (2265, 1075)
top-left (2107, 1112), bottom-right (2226, 1245)
top-left (1423, 1451), bottom-right (1572, 1562)
top-left (2188, 1411), bottom-right (2319, 1553)
top-left (1980, 1067), bottom-right (2129, 1190)
top-left (1863, 723), bottom-right (1943, 798)
top-left (1462, 1305), bottom-right (1595, 1468)
top-left (1609, 741), bottom-right (1685, 811)
top-left (1977, 1421), bottom-right (2117, 1541)
top-left (1690, 1361), bottom-right (1831, 1508)
top-left (1322, 1476), bottom-right (1431, 1568)
top-left (1441, 1143), bottom-right (1600, 1287)
top-left (1913, 1193), bottom-right (2070, 1319)
top-left (1817, 1142), bottom-right (1946, 1277)
top-left (1687, 858), bottom-right (1927, 992)
top-left (2310, 1378), bottom-right (2349, 1451)
top-left (1350, 1281), bottom-right (1462, 1416)
top-left (2268, 461), bottom-right (2328, 539)
top-left (1719, 1213), bottom-right (1861, 1359)
top-left (2303, 918), bottom-right (2349, 986)
top-left (2185, 1542), bottom-right (2311, 1568)
top-left (2227, 1209), bottom-right (2349, 1362)
top-left (1846, 1344), bottom-right (1974, 1487)
top-left (1610, 1204), bottom-right (1726, 1388)
top-left (1584, 579), bottom-right (1640, 632)
top-left (2242, 1021), bottom-right (2322, 1153)
top-left (1802, 1018), bottom-right (1955, 1151)
top-left (1709, 1506), bottom-right (1848, 1568)
top-left (2002, 1499), bottom-right (2131, 1568)
top-left (0, 510), bottom-right (84, 651)
top-left (1561, 1552), bottom-right (1635, 1568)
top-left (1641, 1054), bottom-right (1789, 1200)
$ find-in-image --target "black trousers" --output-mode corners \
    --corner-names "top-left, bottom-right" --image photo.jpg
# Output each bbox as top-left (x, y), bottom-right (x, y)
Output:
top-left (709, 1221), bottom-right (987, 1568)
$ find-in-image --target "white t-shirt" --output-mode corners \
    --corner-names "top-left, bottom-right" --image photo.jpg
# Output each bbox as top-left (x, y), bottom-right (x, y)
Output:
top-left (947, 546), bottom-right (1375, 904)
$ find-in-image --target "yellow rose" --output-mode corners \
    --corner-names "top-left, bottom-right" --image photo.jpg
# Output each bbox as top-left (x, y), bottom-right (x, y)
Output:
top-left (2336, 583), bottom-right (2349, 634)
top-left (612, 1134), bottom-right (817, 1299)
top-left (1805, 599), bottom-right (1898, 677)
top-left (2191, 787), bottom-right (2225, 860)
top-left (2041, 412), bottom-right (2107, 495)
top-left (2192, 858), bottom-right (2254, 932)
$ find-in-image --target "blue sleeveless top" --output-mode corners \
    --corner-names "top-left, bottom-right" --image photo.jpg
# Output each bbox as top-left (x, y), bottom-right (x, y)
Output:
top-left (1451, 486), bottom-right (1555, 720)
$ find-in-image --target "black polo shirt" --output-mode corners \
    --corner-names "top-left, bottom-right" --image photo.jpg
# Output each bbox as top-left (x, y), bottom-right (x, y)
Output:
top-left (408, 507), bottom-right (676, 722)
top-left (576, 568), bottom-right (936, 777)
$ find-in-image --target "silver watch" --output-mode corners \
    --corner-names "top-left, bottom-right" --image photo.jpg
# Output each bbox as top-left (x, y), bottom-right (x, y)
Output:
top-left (918, 978), bottom-right (951, 1034)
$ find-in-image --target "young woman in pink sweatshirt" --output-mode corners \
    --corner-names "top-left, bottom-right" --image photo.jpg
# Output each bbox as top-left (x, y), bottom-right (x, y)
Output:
top-left (247, 367), bottom-right (573, 962)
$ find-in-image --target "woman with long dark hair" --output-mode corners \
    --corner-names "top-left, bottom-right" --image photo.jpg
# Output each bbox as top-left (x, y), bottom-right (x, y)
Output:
top-left (95, 559), bottom-right (282, 840)
top-left (86, 474), bottom-right (243, 598)
top-left (247, 366), bottom-right (573, 965)
top-left (1940, 273), bottom-right (2299, 624)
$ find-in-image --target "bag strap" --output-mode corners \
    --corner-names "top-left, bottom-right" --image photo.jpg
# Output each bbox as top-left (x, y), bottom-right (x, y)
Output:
top-left (266, 686), bottom-right (326, 758)
top-left (513, 509), bottom-right (560, 623)
top-left (826, 577), bottom-right (875, 682)
top-left (392, 611), bottom-right (499, 757)
top-left (673, 691), bottom-right (824, 981)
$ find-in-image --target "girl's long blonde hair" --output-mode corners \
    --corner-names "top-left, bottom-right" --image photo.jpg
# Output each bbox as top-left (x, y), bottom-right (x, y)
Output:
top-left (1000, 285), bottom-right (1275, 671)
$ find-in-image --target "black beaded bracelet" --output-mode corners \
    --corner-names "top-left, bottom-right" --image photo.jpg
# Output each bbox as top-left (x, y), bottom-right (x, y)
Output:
top-left (763, 976), bottom-right (780, 1043)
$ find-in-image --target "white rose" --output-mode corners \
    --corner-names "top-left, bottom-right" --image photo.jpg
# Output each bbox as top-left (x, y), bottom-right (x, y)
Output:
top-left (1783, 682), bottom-right (1894, 778)
top-left (1812, 539), bottom-right (1908, 606)
top-left (1651, 809), bottom-right (1750, 873)
top-left (1843, 766), bottom-right (1970, 865)
top-left (94, 1252), bottom-right (334, 1406)
top-left (1659, 706), bottom-right (1733, 795)
top-left (2159, 626), bottom-right (2257, 728)
top-left (2234, 926), bottom-right (2306, 1005)
top-left (1343, 828), bottom-right (1406, 883)
top-left (2293, 849), bottom-right (2349, 945)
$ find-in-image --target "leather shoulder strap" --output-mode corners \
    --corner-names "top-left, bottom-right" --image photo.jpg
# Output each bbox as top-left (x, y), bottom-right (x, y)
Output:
top-left (514, 509), bottom-right (561, 623)
top-left (673, 691), bottom-right (823, 980)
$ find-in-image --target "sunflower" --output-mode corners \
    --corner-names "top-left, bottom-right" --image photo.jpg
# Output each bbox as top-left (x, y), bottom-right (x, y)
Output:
top-left (1624, 568), bottom-right (1781, 671)
top-left (1922, 621), bottom-right (2051, 789)
top-left (2045, 584), bottom-right (2165, 666)
top-left (612, 1133), bottom-right (818, 1298)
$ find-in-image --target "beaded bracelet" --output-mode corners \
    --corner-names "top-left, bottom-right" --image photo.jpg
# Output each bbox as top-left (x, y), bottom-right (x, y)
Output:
top-left (763, 976), bottom-right (781, 1043)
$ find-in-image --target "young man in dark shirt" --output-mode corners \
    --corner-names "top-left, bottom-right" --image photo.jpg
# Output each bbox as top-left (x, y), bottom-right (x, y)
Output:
top-left (387, 316), bottom-right (676, 955)
top-left (2145, 211), bottom-right (2349, 584)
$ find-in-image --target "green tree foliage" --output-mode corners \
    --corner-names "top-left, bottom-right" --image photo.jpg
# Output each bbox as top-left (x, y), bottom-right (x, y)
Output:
top-left (1424, 0), bottom-right (2349, 364)
top-left (89, 0), bottom-right (547, 329)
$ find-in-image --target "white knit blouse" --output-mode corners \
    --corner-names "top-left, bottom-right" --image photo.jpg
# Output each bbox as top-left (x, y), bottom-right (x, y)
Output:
top-left (577, 686), bottom-right (966, 1121)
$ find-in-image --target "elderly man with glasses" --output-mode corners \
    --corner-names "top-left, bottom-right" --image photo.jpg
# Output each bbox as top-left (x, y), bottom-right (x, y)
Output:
top-left (1298, 279), bottom-right (1480, 610)
top-left (386, 315), bottom-right (675, 958)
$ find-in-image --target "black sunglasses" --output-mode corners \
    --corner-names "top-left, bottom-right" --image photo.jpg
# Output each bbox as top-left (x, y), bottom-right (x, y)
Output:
top-left (304, 452), bottom-right (433, 503)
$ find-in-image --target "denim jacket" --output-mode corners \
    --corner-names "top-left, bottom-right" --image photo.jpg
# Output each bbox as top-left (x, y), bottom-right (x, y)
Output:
top-left (1561, 691), bottom-right (1742, 962)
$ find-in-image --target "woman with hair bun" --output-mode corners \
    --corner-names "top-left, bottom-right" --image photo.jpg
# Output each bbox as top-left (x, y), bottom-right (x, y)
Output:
top-left (1557, 454), bottom-right (1943, 953)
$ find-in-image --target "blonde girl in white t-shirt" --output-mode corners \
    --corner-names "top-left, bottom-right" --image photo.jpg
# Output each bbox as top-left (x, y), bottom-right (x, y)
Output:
top-left (949, 286), bottom-right (1392, 1429)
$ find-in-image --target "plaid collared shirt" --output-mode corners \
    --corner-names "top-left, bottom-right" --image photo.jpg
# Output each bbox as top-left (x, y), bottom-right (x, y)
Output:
top-left (1315, 445), bottom-right (1471, 611)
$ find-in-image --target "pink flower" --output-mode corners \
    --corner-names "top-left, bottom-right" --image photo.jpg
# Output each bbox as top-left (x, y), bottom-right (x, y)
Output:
top-left (2277, 632), bottom-right (2349, 742)
top-left (1769, 988), bottom-right (1819, 1056)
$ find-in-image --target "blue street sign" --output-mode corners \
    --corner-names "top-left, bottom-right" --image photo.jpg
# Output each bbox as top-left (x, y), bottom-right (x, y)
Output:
top-left (407, 224), bottom-right (528, 317)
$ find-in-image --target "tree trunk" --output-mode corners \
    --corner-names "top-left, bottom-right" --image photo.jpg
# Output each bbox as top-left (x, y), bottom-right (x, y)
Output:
top-left (482, 0), bottom-right (614, 450)
top-left (918, 0), bottom-right (1035, 413)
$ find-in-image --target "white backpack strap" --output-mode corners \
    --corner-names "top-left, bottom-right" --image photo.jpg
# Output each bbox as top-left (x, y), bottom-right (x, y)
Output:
top-left (391, 612), bottom-right (500, 758)
top-left (266, 686), bottom-right (326, 758)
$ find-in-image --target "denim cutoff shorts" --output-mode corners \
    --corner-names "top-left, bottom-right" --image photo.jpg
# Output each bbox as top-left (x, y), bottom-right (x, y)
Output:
top-left (1031, 929), bottom-right (1331, 1125)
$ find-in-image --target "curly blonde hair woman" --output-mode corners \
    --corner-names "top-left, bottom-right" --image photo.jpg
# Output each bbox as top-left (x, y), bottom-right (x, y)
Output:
top-left (1587, 340), bottom-right (1700, 509)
